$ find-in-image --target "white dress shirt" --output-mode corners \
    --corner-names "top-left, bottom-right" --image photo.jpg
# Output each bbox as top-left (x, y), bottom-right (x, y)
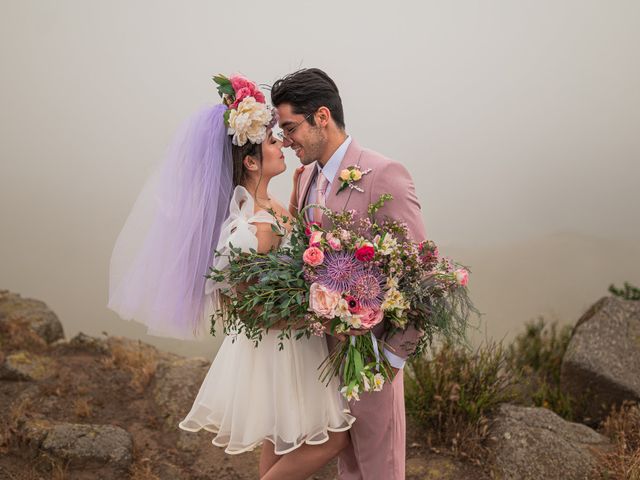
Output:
top-left (307, 136), bottom-right (352, 209)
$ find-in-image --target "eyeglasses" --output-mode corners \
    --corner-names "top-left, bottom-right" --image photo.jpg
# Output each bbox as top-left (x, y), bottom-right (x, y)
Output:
top-left (275, 113), bottom-right (313, 142)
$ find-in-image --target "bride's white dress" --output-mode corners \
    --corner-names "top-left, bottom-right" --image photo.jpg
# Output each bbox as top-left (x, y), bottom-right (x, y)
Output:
top-left (179, 186), bottom-right (354, 455)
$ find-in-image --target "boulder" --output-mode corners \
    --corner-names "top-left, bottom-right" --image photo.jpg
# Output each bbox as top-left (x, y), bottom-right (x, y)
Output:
top-left (488, 404), bottom-right (609, 480)
top-left (0, 351), bottom-right (55, 381)
top-left (27, 421), bottom-right (132, 474)
top-left (560, 296), bottom-right (640, 423)
top-left (0, 290), bottom-right (64, 344)
top-left (152, 356), bottom-right (210, 452)
top-left (66, 332), bottom-right (110, 354)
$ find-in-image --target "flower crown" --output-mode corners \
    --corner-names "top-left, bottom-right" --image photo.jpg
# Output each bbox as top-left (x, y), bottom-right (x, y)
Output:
top-left (212, 74), bottom-right (275, 147)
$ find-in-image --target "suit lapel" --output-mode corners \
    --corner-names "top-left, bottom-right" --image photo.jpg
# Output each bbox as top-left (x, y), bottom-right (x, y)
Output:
top-left (326, 139), bottom-right (364, 215)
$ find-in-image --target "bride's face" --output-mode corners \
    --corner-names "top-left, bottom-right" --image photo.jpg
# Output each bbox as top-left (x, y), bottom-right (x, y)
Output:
top-left (260, 130), bottom-right (286, 178)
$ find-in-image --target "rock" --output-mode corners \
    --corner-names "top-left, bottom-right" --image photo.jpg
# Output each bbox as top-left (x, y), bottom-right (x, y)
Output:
top-left (21, 421), bottom-right (133, 472)
top-left (406, 455), bottom-right (473, 479)
top-left (66, 332), bottom-right (110, 354)
top-left (152, 356), bottom-right (210, 452)
top-left (0, 290), bottom-right (64, 344)
top-left (0, 351), bottom-right (55, 381)
top-left (560, 296), bottom-right (640, 423)
top-left (488, 404), bottom-right (609, 480)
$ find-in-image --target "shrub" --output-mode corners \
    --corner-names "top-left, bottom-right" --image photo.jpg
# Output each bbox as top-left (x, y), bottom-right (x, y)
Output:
top-left (506, 318), bottom-right (575, 420)
top-left (609, 282), bottom-right (640, 301)
top-left (405, 341), bottom-right (514, 460)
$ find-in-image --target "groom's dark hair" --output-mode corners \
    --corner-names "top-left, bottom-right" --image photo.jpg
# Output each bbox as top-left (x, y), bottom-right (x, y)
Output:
top-left (271, 68), bottom-right (345, 130)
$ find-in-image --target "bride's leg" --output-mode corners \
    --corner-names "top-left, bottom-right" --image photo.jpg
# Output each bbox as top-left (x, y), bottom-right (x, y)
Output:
top-left (260, 431), bottom-right (349, 480)
top-left (259, 440), bottom-right (281, 477)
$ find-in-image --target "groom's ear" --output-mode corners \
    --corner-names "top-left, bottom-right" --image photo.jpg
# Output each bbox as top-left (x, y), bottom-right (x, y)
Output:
top-left (316, 106), bottom-right (331, 128)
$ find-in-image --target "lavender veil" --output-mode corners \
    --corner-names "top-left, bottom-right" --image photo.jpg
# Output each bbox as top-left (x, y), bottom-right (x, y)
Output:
top-left (108, 104), bottom-right (234, 339)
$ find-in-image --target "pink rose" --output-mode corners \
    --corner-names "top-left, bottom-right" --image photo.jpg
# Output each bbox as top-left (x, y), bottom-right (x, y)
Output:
top-left (358, 308), bottom-right (384, 329)
top-left (305, 222), bottom-right (322, 237)
top-left (229, 75), bottom-right (266, 107)
top-left (326, 233), bottom-right (342, 251)
top-left (309, 283), bottom-right (340, 318)
top-left (230, 74), bottom-right (253, 91)
top-left (231, 87), bottom-right (253, 108)
top-left (454, 268), bottom-right (469, 286)
top-left (355, 243), bottom-right (375, 262)
top-left (303, 246), bottom-right (324, 266)
top-left (253, 90), bottom-right (265, 103)
top-left (309, 231), bottom-right (323, 247)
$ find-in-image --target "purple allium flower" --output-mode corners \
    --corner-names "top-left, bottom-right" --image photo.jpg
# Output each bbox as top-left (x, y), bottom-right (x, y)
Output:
top-left (316, 251), bottom-right (363, 292)
top-left (350, 267), bottom-right (386, 309)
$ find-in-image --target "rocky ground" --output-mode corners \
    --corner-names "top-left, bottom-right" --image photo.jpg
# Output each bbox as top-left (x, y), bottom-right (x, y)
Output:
top-left (2, 289), bottom-right (638, 479)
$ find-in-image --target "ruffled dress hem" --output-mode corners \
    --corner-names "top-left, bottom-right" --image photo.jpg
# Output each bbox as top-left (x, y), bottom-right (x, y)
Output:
top-left (178, 411), bottom-right (355, 455)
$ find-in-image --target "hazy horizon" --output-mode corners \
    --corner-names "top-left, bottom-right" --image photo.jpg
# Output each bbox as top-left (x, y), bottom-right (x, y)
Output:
top-left (1, 1), bottom-right (639, 358)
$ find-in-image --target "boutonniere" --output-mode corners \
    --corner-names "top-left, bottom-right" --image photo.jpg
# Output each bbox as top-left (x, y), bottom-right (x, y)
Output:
top-left (336, 166), bottom-right (372, 194)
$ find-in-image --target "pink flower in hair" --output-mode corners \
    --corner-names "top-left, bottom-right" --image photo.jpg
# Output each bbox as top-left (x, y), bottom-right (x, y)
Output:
top-left (230, 75), bottom-right (265, 107)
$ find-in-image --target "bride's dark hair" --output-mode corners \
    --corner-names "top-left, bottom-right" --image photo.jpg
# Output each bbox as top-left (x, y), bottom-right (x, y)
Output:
top-left (231, 142), bottom-right (263, 188)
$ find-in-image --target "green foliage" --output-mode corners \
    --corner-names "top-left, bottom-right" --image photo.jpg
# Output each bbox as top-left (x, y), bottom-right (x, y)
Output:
top-left (507, 318), bottom-right (572, 385)
top-left (367, 193), bottom-right (392, 217)
top-left (212, 74), bottom-right (234, 98)
top-left (506, 318), bottom-right (575, 420)
top-left (609, 282), bottom-right (640, 301)
top-left (405, 341), bottom-right (514, 456)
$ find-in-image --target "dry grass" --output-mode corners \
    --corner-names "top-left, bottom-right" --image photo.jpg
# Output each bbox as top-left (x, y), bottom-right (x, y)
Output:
top-left (73, 397), bottom-right (93, 418)
top-left (8, 395), bottom-right (33, 430)
top-left (0, 449), bottom-right (68, 480)
top-left (596, 402), bottom-right (640, 480)
top-left (129, 457), bottom-right (161, 480)
top-left (102, 340), bottom-right (158, 393)
top-left (0, 318), bottom-right (47, 351)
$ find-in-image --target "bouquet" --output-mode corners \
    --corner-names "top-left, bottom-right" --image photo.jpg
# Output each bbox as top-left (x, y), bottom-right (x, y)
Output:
top-left (208, 194), bottom-right (476, 400)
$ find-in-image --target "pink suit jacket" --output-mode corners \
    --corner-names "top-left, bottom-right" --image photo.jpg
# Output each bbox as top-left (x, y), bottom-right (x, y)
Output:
top-left (296, 139), bottom-right (427, 479)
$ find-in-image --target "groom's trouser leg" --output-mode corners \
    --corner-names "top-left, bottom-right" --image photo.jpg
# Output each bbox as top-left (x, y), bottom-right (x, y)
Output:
top-left (337, 371), bottom-right (406, 480)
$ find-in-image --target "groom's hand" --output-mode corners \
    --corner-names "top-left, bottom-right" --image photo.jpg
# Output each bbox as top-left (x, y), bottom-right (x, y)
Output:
top-left (333, 328), bottom-right (370, 342)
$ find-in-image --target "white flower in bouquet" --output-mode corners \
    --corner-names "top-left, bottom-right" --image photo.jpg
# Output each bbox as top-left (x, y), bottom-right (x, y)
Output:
top-left (341, 384), bottom-right (360, 401)
top-left (373, 373), bottom-right (385, 391)
top-left (333, 298), bottom-right (352, 319)
top-left (346, 314), bottom-right (363, 329)
top-left (378, 234), bottom-right (398, 256)
top-left (386, 276), bottom-right (399, 290)
top-left (227, 97), bottom-right (272, 146)
top-left (361, 372), bottom-right (371, 392)
top-left (382, 288), bottom-right (409, 312)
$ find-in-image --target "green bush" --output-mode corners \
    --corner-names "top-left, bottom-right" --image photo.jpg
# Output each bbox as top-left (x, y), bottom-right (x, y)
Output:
top-left (506, 317), bottom-right (575, 420)
top-left (609, 282), bottom-right (640, 301)
top-left (405, 341), bottom-right (514, 458)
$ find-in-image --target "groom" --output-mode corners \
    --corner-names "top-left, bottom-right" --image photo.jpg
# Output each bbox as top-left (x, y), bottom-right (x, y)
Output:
top-left (271, 68), bottom-right (427, 479)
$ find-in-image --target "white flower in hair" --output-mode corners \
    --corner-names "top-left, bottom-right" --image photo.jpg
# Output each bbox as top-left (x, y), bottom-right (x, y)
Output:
top-left (227, 96), bottom-right (273, 146)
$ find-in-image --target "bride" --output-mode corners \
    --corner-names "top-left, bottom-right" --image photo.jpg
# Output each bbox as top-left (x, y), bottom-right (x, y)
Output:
top-left (108, 74), bottom-right (354, 479)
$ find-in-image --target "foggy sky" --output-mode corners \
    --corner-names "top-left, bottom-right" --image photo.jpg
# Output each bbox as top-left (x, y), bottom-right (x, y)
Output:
top-left (1, 1), bottom-right (639, 357)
